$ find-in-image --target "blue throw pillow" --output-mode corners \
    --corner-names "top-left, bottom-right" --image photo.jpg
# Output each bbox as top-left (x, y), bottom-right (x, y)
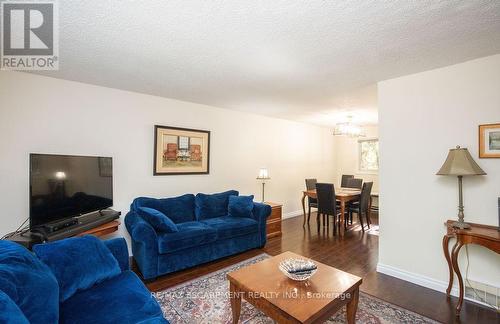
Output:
top-left (195, 190), bottom-right (239, 220)
top-left (33, 235), bottom-right (121, 302)
top-left (137, 207), bottom-right (179, 233)
top-left (0, 290), bottom-right (29, 324)
top-left (131, 194), bottom-right (196, 224)
top-left (228, 195), bottom-right (255, 218)
top-left (0, 240), bottom-right (59, 324)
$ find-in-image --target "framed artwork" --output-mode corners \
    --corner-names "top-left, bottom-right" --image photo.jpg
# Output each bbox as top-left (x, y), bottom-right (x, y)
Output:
top-left (154, 125), bottom-right (210, 175)
top-left (479, 123), bottom-right (500, 158)
top-left (358, 138), bottom-right (379, 172)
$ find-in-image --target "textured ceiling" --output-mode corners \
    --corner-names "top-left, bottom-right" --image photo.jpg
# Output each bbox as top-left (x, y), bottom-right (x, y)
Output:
top-left (34, 1), bottom-right (500, 126)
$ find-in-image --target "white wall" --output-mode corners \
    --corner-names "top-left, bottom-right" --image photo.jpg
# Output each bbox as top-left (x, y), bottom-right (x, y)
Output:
top-left (378, 54), bottom-right (500, 291)
top-left (334, 125), bottom-right (379, 193)
top-left (0, 72), bottom-right (336, 247)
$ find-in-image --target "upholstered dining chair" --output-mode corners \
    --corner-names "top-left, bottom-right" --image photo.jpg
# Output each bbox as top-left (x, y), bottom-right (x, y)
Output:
top-left (315, 183), bottom-right (342, 235)
top-left (345, 178), bottom-right (363, 224)
top-left (305, 179), bottom-right (318, 223)
top-left (341, 174), bottom-right (354, 188)
top-left (345, 178), bottom-right (363, 189)
top-left (348, 182), bottom-right (373, 232)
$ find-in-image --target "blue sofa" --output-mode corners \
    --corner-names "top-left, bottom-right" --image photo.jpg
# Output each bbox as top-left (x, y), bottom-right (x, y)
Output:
top-left (125, 190), bottom-right (271, 280)
top-left (0, 237), bottom-right (167, 324)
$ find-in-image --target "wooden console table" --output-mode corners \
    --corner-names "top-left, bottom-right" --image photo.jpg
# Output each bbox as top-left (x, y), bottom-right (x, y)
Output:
top-left (76, 220), bottom-right (121, 237)
top-left (5, 220), bottom-right (121, 250)
top-left (442, 220), bottom-right (500, 316)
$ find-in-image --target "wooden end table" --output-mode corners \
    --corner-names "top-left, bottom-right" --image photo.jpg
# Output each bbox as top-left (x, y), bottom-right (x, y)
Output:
top-left (227, 251), bottom-right (362, 323)
top-left (264, 202), bottom-right (282, 238)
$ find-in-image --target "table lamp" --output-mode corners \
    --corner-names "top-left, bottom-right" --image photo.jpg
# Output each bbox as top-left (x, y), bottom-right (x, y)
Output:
top-left (436, 146), bottom-right (486, 229)
top-left (256, 168), bottom-right (270, 202)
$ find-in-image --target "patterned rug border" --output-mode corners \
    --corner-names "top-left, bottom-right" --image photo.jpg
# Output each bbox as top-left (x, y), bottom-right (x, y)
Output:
top-left (157, 253), bottom-right (270, 292)
top-left (156, 253), bottom-right (441, 324)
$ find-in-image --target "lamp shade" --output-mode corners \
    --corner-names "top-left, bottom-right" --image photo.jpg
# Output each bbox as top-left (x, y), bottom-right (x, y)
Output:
top-left (55, 171), bottom-right (66, 180)
top-left (436, 146), bottom-right (486, 176)
top-left (257, 168), bottom-right (270, 179)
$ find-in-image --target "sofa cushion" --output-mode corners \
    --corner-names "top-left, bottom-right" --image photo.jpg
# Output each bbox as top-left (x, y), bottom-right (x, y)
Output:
top-left (60, 270), bottom-right (166, 324)
top-left (195, 190), bottom-right (239, 220)
top-left (138, 207), bottom-right (179, 233)
top-left (158, 221), bottom-right (217, 254)
top-left (33, 235), bottom-right (121, 302)
top-left (0, 240), bottom-right (59, 324)
top-left (200, 216), bottom-right (258, 240)
top-left (0, 290), bottom-right (29, 324)
top-left (228, 195), bottom-right (254, 218)
top-left (131, 194), bottom-right (196, 224)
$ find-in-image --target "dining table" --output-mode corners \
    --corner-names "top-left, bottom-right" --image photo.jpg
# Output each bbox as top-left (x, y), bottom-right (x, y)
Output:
top-left (301, 188), bottom-right (362, 237)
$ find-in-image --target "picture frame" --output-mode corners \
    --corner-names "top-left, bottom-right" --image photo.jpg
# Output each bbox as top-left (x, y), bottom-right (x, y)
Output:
top-left (479, 123), bottom-right (500, 158)
top-left (358, 138), bottom-right (379, 173)
top-left (154, 125), bottom-right (210, 175)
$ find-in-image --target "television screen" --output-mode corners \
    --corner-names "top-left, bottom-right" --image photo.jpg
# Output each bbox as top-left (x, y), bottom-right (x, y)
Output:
top-left (30, 154), bottom-right (113, 229)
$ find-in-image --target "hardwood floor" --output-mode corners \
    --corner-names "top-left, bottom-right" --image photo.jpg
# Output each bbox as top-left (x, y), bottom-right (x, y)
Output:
top-left (142, 214), bottom-right (499, 324)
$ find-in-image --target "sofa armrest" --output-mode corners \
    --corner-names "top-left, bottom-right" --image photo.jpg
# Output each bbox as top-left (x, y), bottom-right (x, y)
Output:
top-left (103, 238), bottom-right (129, 272)
top-left (124, 211), bottom-right (160, 279)
top-left (252, 202), bottom-right (271, 223)
top-left (252, 202), bottom-right (272, 247)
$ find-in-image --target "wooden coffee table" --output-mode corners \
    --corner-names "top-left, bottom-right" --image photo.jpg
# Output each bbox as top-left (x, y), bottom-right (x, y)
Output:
top-left (227, 251), bottom-right (362, 323)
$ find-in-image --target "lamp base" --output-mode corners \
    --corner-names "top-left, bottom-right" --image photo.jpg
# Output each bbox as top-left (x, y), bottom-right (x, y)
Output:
top-left (451, 220), bottom-right (471, 229)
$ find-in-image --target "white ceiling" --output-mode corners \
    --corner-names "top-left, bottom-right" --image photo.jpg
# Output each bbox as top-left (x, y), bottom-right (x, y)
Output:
top-left (35, 1), bottom-right (500, 126)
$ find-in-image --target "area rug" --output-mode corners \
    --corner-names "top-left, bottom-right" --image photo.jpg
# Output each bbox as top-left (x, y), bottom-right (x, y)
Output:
top-left (154, 254), bottom-right (438, 324)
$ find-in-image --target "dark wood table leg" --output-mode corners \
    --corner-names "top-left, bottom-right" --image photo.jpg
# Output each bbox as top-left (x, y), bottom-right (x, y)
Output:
top-left (302, 193), bottom-right (307, 227)
top-left (229, 282), bottom-right (241, 324)
top-left (443, 234), bottom-right (454, 297)
top-left (346, 287), bottom-right (359, 324)
top-left (340, 200), bottom-right (346, 237)
top-left (451, 242), bottom-right (465, 316)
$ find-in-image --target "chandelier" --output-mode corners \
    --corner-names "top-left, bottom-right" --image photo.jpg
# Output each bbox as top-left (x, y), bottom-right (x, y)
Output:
top-left (332, 116), bottom-right (366, 137)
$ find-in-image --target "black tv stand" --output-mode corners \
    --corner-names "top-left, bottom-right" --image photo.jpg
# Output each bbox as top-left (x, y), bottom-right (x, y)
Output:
top-left (5, 209), bottom-right (121, 249)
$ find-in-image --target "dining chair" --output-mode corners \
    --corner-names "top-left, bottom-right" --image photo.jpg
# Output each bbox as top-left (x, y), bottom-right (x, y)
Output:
top-left (345, 178), bottom-right (363, 189)
top-left (345, 178), bottom-right (363, 224)
top-left (348, 182), bottom-right (373, 232)
top-left (341, 174), bottom-right (354, 188)
top-left (315, 183), bottom-right (341, 235)
top-left (305, 179), bottom-right (318, 223)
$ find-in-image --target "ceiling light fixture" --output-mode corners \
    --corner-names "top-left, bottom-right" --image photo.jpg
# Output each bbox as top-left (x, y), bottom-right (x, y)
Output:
top-left (332, 116), bottom-right (366, 137)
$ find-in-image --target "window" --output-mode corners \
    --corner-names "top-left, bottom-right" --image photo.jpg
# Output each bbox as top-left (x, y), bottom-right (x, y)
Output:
top-left (358, 139), bottom-right (379, 172)
top-left (178, 136), bottom-right (190, 150)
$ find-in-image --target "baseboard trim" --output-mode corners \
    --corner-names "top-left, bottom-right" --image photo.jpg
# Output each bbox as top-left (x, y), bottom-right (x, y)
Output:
top-left (283, 210), bottom-right (302, 219)
top-left (376, 263), bottom-right (460, 297)
top-left (375, 263), bottom-right (500, 311)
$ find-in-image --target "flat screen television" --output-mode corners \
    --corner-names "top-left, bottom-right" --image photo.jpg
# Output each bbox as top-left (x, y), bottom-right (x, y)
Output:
top-left (30, 154), bottom-right (113, 229)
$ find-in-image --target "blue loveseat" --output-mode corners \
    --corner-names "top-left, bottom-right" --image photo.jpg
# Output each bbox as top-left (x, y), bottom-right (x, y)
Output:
top-left (125, 190), bottom-right (271, 280)
top-left (0, 237), bottom-right (167, 324)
